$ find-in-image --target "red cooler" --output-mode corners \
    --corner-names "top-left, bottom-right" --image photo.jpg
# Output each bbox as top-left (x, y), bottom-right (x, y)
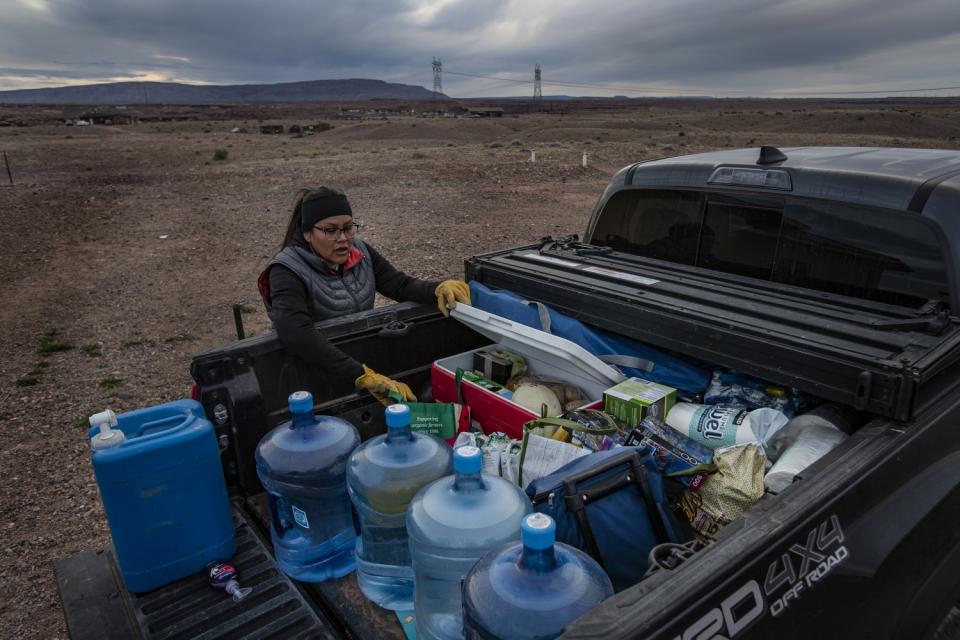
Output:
top-left (432, 304), bottom-right (624, 439)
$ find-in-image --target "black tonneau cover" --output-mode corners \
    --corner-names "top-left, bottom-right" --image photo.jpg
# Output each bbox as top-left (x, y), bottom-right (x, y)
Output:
top-left (466, 239), bottom-right (960, 421)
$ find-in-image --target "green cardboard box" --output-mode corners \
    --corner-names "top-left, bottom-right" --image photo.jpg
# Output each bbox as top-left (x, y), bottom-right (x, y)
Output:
top-left (603, 377), bottom-right (677, 427)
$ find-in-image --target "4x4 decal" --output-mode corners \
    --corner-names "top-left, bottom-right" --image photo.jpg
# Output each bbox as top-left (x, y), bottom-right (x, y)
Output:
top-left (674, 515), bottom-right (849, 640)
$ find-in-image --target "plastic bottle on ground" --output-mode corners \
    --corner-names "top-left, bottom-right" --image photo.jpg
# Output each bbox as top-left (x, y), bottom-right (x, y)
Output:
top-left (407, 445), bottom-right (532, 640)
top-left (207, 560), bottom-right (252, 602)
top-left (347, 403), bottom-right (453, 610)
top-left (462, 512), bottom-right (614, 639)
top-left (255, 391), bottom-right (360, 582)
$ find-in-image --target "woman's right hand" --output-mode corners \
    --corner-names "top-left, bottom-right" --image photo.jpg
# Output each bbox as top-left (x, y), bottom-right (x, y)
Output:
top-left (355, 364), bottom-right (417, 405)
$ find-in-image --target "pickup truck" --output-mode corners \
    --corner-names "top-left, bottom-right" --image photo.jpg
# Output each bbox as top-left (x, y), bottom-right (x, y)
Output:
top-left (56, 146), bottom-right (960, 640)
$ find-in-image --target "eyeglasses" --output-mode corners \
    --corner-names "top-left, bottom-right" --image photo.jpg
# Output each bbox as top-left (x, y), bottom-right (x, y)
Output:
top-left (314, 222), bottom-right (362, 239)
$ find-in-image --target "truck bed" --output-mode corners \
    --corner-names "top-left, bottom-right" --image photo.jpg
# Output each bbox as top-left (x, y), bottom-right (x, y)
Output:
top-left (466, 239), bottom-right (960, 421)
top-left (55, 503), bottom-right (406, 640)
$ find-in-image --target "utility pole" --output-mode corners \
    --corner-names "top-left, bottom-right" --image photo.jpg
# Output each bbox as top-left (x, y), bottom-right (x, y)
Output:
top-left (3, 151), bottom-right (12, 186)
top-left (534, 64), bottom-right (542, 111)
top-left (432, 57), bottom-right (443, 97)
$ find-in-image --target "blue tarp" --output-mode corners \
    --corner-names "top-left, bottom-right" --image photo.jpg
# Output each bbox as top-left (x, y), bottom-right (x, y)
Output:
top-left (469, 281), bottom-right (708, 395)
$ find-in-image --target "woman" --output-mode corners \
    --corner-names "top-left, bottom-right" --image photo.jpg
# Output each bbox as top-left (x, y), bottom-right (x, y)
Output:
top-left (258, 187), bottom-right (470, 404)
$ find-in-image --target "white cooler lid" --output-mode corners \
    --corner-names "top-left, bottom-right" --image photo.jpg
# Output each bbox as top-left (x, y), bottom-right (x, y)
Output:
top-left (450, 303), bottom-right (625, 388)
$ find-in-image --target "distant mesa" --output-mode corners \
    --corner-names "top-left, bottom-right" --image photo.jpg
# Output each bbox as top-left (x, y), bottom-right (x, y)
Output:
top-left (0, 79), bottom-right (445, 105)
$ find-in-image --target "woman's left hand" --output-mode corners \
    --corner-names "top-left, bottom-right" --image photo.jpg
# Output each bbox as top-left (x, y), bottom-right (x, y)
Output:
top-left (435, 280), bottom-right (471, 316)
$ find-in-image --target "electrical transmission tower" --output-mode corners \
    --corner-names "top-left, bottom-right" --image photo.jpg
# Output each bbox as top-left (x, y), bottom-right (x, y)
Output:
top-left (533, 64), bottom-right (542, 107)
top-left (432, 57), bottom-right (443, 96)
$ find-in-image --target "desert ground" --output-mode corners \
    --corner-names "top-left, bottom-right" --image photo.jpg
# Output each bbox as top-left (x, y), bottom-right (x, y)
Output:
top-left (1, 97), bottom-right (959, 638)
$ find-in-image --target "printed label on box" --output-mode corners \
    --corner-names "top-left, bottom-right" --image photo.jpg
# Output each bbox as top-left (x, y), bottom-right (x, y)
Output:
top-left (603, 377), bottom-right (676, 427)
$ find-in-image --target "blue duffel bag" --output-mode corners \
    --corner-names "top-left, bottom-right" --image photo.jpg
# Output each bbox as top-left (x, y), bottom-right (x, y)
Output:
top-left (470, 281), bottom-right (709, 395)
top-left (524, 446), bottom-right (685, 592)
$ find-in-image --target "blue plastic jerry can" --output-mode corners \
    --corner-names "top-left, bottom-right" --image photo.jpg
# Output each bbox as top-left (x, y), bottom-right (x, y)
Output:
top-left (88, 400), bottom-right (235, 593)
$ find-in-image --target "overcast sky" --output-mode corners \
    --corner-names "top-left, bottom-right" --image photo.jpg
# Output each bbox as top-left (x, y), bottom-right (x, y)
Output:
top-left (2, 0), bottom-right (959, 97)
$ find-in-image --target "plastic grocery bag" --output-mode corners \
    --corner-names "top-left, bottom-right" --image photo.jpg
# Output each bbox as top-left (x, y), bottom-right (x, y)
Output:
top-left (406, 402), bottom-right (469, 441)
top-left (454, 431), bottom-right (522, 483)
top-left (679, 443), bottom-right (765, 539)
top-left (518, 413), bottom-right (619, 488)
top-left (389, 389), bottom-right (470, 442)
top-left (624, 417), bottom-right (715, 490)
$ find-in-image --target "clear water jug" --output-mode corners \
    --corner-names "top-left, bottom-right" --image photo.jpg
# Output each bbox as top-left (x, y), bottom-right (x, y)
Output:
top-left (255, 390), bottom-right (360, 582)
top-left (463, 512), bottom-right (614, 639)
top-left (347, 403), bottom-right (453, 610)
top-left (407, 445), bottom-right (532, 640)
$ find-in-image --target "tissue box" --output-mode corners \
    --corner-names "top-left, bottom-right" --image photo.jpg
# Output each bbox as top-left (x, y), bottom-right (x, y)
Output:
top-left (603, 377), bottom-right (676, 427)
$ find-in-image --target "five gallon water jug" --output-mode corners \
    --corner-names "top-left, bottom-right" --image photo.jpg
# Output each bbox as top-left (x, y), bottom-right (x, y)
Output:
top-left (463, 513), bottom-right (614, 639)
top-left (407, 445), bottom-right (532, 640)
top-left (347, 404), bottom-right (453, 610)
top-left (255, 391), bottom-right (360, 582)
top-left (88, 401), bottom-right (235, 593)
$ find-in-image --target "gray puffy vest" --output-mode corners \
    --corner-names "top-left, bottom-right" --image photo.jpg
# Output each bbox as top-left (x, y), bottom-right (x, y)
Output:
top-left (268, 239), bottom-right (376, 321)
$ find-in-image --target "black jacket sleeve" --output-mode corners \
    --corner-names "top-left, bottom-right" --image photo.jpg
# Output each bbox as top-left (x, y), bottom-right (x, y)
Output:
top-left (268, 265), bottom-right (364, 380)
top-left (365, 243), bottom-right (440, 305)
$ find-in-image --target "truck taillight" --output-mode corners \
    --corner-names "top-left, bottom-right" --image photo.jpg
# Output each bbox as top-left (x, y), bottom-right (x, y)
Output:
top-left (191, 384), bottom-right (199, 401)
top-left (708, 166), bottom-right (792, 190)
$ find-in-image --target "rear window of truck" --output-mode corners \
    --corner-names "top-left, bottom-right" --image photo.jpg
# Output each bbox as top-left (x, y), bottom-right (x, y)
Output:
top-left (592, 189), bottom-right (950, 308)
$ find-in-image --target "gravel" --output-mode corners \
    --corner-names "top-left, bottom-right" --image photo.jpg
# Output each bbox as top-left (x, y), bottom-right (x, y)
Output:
top-left (1, 100), bottom-right (957, 638)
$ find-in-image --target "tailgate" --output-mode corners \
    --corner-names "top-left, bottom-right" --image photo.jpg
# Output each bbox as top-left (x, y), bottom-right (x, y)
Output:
top-left (466, 239), bottom-right (960, 421)
top-left (55, 507), bottom-right (339, 640)
top-left (56, 503), bottom-right (411, 640)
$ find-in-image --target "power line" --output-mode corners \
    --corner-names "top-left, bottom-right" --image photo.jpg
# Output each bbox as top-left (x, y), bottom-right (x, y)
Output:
top-left (455, 81), bottom-right (529, 97)
top-left (442, 68), bottom-right (960, 98)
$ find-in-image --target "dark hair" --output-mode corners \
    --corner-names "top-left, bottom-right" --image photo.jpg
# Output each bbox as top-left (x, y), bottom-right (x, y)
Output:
top-left (280, 186), bottom-right (349, 249)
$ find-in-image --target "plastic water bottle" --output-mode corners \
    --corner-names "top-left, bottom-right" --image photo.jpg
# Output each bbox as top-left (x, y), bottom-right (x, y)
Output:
top-left (665, 403), bottom-right (788, 450)
top-left (207, 560), bottom-right (252, 602)
top-left (347, 404), bottom-right (453, 610)
top-left (463, 513), bottom-right (614, 639)
top-left (407, 446), bottom-right (532, 640)
top-left (255, 391), bottom-right (360, 582)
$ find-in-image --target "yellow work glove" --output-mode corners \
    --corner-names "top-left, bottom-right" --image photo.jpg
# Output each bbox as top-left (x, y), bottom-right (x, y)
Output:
top-left (355, 364), bottom-right (417, 406)
top-left (435, 279), bottom-right (471, 317)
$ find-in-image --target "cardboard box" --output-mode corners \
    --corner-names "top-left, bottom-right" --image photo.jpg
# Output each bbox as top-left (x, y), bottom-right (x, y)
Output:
top-left (603, 377), bottom-right (676, 427)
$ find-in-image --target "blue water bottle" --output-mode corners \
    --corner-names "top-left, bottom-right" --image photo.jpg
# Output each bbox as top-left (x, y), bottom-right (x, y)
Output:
top-left (407, 445), bottom-right (532, 640)
top-left (463, 513), bottom-right (614, 639)
top-left (347, 404), bottom-right (453, 610)
top-left (255, 391), bottom-right (360, 582)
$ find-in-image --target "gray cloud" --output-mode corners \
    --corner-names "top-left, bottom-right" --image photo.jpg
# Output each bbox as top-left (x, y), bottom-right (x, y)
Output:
top-left (0, 0), bottom-right (958, 96)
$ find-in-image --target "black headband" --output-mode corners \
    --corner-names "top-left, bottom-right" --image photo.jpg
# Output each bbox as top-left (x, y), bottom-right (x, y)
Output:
top-left (300, 191), bottom-right (353, 232)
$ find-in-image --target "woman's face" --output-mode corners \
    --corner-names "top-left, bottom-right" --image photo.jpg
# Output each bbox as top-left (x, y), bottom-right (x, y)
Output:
top-left (303, 214), bottom-right (354, 267)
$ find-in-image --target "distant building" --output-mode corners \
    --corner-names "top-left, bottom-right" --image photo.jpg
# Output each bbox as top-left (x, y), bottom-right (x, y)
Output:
top-left (79, 112), bottom-right (139, 125)
top-left (467, 107), bottom-right (504, 118)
